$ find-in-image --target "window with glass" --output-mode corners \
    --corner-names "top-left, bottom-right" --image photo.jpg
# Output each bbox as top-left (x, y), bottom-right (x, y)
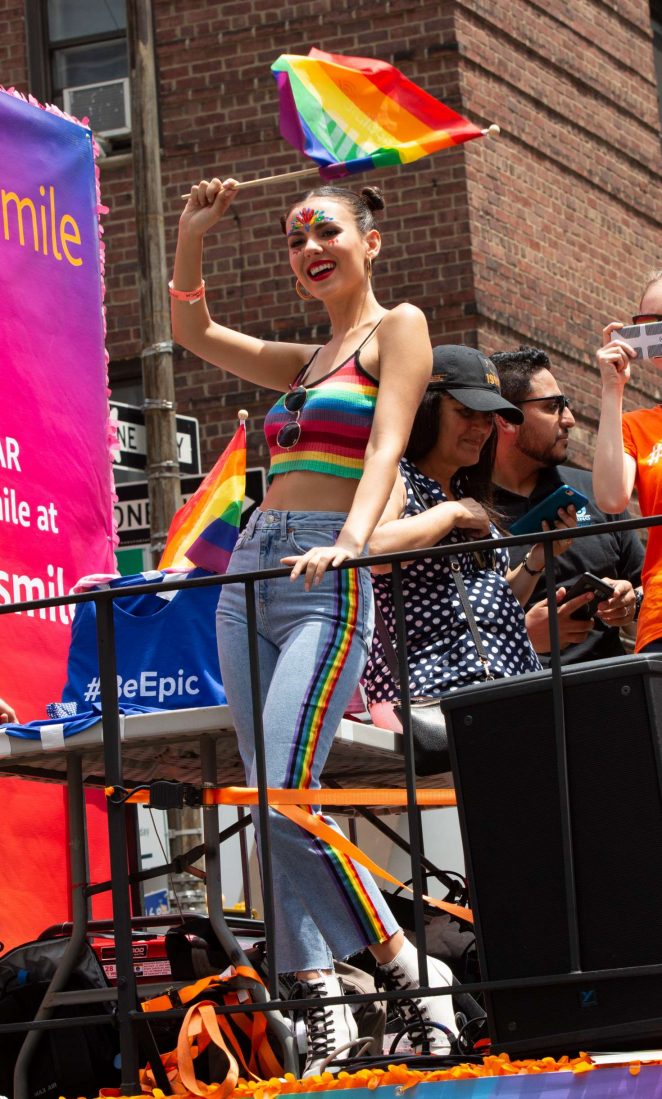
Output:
top-left (25, 0), bottom-right (129, 150)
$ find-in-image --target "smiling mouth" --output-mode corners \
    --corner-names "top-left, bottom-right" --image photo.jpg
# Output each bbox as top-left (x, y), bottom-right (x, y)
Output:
top-left (307, 261), bottom-right (336, 281)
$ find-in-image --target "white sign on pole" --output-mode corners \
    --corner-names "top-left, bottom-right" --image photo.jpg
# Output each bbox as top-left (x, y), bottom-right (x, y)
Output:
top-left (110, 401), bottom-right (201, 474)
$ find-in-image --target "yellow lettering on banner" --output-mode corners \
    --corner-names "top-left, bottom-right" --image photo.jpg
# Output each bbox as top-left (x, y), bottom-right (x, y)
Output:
top-left (59, 214), bottom-right (82, 266)
top-left (1, 183), bottom-right (82, 267)
top-left (2, 192), bottom-right (38, 250)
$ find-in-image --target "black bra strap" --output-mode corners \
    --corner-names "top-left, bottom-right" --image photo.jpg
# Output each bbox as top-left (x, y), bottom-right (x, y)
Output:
top-left (296, 317), bottom-right (385, 387)
top-left (355, 317), bottom-right (384, 353)
top-left (292, 346), bottom-right (321, 387)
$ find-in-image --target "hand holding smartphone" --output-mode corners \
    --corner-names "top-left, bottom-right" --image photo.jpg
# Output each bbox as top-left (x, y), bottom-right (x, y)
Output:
top-left (614, 322), bottom-right (662, 367)
top-left (559, 572), bottom-right (614, 620)
top-left (510, 485), bottom-right (588, 537)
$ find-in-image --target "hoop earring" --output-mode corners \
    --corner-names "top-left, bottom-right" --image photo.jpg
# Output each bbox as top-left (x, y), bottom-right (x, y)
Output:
top-left (295, 279), bottom-right (315, 301)
top-left (366, 256), bottom-right (373, 279)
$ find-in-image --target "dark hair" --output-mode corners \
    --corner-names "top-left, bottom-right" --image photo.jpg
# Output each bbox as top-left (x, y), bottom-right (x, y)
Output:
top-left (405, 391), bottom-right (498, 513)
top-left (280, 185), bottom-right (385, 235)
top-left (489, 346), bottom-right (551, 405)
top-left (405, 390), bottom-right (443, 464)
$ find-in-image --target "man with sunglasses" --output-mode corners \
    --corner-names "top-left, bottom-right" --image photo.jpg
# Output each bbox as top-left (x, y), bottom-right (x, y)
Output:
top-left (490, 346), bottom-right (643, 664)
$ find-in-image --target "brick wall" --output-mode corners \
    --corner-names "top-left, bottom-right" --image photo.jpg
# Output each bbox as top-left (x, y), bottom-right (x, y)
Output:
top-left (0, 6), bottom-right (27, 92)
top-left (455, 0), bottom-right (662, 467)
top-left (3, 0), bottom-right (661, 478)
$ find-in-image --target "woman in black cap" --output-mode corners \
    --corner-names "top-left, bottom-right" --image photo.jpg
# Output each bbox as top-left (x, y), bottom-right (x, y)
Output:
top-left (364, 344), bottom-right (576, 733)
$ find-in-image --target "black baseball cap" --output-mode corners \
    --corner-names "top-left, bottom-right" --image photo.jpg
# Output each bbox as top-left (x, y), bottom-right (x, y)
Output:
top-left (429, 345), bottom-right (523, 424)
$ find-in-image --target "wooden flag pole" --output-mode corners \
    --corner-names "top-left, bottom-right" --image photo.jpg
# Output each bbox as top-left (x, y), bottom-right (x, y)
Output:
top-left (180, 126), bottom-right (500, 199)
top-left (180, 166), bottom-right (319, 200)
top-left (234, 166), bottom-right (320, 189)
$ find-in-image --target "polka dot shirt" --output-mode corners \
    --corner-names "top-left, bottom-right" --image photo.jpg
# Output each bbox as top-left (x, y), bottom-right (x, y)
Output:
top-left (364, 459), bottom-right (541, 704)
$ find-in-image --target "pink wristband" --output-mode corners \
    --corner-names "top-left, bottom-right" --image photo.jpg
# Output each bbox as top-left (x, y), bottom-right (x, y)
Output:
top-left (168, 280), bottom-right (205, 303)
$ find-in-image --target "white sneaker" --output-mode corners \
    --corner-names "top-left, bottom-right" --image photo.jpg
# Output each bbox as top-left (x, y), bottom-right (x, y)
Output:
top-left (377, 938), bottom-right (457, 1055)
top-left (295, 971), bottom-right (359, 1077)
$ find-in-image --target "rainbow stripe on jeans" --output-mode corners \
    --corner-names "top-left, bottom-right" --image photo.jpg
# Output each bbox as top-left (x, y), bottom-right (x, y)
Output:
top-left (286, 564), bottom-right (391, 943)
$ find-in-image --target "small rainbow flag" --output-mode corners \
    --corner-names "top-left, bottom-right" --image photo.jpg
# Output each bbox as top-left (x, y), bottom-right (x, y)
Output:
top-left (159, 418), bottom-right (246, 574)
top-left (271, 48), bottom-right (484, 179)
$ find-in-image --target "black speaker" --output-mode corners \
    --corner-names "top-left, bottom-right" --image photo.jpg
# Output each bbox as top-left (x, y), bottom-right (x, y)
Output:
top-left (442, 654), bottom-right (662, 1056)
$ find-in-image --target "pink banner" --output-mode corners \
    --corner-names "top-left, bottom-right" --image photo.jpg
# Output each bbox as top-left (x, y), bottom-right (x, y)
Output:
top-left (0, 89), bottom-right (115, 721)
top-left (0, 90), bottom-right (115, 948)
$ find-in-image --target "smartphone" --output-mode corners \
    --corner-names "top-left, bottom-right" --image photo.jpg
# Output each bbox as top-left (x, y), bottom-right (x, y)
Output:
top-left (509, 484), bottom-right (589, 536)
top-left (616, 322), bottom-right (662, 366)
top-left (559, 572), bottom-right (614, 620)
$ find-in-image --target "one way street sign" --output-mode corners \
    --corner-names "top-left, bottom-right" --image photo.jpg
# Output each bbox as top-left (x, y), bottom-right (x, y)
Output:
top-left (110, 401), bottom-right (201, 474)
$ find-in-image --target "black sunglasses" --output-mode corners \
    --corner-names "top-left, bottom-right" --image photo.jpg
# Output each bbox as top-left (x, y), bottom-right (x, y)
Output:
top-left (632, 314), bottom-right (662, 326)
top-left (277, 385), bottom-right (307, 449)
top-left (517, 394), bottom-right (572, 415)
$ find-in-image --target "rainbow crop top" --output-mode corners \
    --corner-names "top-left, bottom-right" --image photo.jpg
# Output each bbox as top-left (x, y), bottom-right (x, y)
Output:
top-left (264, 321), bottom-right (382, 481)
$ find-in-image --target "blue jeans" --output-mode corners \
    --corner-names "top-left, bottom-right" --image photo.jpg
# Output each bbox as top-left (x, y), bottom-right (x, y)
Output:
top-left (217, 509), bottom-right (398, 973)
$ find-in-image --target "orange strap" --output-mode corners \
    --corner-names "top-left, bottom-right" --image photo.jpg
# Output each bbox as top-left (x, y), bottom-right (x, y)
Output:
top-left (276, 800), bottom-right (472, 923)
top-left (204, 786), bottom-right (457, 808)
top-left (216, 993), bottom-right (280, 1080)
top-left (141, 966), bottom-right (263, 1015)
top-left (120, 785), bottom-right (469, 923)
top-left (139, 1046), bottom-right (189, 1096)
top-left (112, 784), bottom-right (457, 808)
top-left (142, 968), bottom-right (282, 1087)
top-left (176, 1000), bottom-right (239, 1099)
top-left (142, 975), bottom-right (218, 1015)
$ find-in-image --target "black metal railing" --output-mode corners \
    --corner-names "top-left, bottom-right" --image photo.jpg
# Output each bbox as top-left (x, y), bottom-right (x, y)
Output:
top-left (1, 513), bottom-right (661, 1095)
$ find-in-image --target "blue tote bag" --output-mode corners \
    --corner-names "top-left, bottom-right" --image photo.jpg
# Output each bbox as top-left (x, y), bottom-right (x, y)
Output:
top-left (59, 570), bottom-right (226, 712)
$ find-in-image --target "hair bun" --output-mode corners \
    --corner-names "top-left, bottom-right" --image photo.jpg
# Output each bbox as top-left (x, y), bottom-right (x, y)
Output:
top-left (360, 185), bottom-right (385, 214)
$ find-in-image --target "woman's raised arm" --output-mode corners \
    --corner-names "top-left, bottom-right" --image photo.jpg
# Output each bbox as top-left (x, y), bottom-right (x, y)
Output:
top-left (171, 178), bottom-right (316, 391)
top-left (593, 321), bottom-right (637, 513)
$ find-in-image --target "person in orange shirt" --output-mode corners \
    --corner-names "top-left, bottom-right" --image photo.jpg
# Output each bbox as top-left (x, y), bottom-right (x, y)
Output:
top-left (593, 270), bottom-right (662, 651)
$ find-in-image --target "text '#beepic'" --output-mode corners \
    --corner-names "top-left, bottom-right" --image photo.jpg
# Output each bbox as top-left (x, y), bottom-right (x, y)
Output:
top-left (83, 672), bottom-right (201, 704)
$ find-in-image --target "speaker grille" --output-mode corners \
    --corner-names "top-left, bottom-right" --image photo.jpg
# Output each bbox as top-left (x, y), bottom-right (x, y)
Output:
top-left (444, 656), bottom-right (662, 1054)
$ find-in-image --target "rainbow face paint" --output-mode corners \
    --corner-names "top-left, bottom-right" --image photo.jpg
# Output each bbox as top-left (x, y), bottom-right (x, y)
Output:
top-left (287, 207), bottom-right (334, 236)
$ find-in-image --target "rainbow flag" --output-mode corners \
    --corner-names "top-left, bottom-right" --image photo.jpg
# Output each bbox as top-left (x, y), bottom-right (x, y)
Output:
top-left (271, 48), bottom-right (484, 179)
top-left (159, 419), bottom-right (246, 574)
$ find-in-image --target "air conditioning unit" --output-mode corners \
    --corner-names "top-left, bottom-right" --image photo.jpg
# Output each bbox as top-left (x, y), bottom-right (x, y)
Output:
top-left (63, 77), bottom-right (131, 138)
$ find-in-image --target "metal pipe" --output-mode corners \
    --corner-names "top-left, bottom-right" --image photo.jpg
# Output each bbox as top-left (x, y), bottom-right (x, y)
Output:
top-left (198, 733), bottom-right (296, 1071)
top-left (96, 596), bottom-right (141, 1092)
top-left (2, 513), bottom-right (660, 620)
top-left (199, 732), bottom-right (241, 964)
top-left (243, 580), bottom-right (278, 987)
top-left (13, 753), bottom-right (91, 1099)
top-left (391, 562), bottom-right (429, 987)
top-left (544, 540), bottom-right (581, 972)
top-left (237, 807), bottom-right (253, 915)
